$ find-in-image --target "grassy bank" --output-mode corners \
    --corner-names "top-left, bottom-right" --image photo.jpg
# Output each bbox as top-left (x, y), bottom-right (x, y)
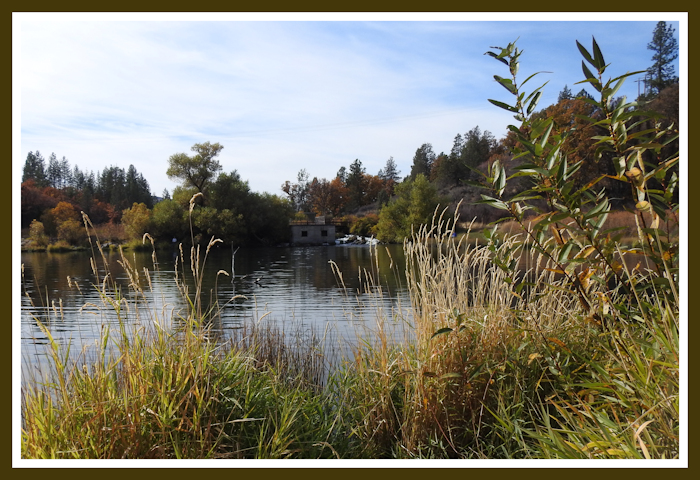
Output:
top-left (20, 208), bottom-right (679, 460)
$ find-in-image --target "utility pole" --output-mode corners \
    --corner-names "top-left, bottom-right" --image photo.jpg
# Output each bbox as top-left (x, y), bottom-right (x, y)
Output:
top-left (634, 74), bottom-right (652, 98)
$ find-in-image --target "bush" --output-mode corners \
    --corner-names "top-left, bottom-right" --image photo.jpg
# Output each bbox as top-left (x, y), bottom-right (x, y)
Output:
top-left (28, 219), bottom-right (49, 248)
top-left (47, 240), bottom-right (73, 252)
top-left (121, 202), bottom-right (152, 241)
top-left (348, 213), bottom-right (379, 237)
top-left (57, 218), bottom-right (84, 245)
top-left (468, 37), bottom-right (680, 458)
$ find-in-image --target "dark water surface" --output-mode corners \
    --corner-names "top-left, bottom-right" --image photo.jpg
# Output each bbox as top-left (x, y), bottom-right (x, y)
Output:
top-left (20, 244), bottom-right (412, 382)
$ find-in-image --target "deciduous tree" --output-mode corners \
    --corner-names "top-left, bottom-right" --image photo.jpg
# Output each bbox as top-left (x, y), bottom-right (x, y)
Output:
top-left (28, 219), bottom-right (48, 248)
top-left (167, 141), bottom-right (223, 194)
top-left (376, 174), bottom-right (443, 243)
top-left (121, 202), bottom-right (153, 241)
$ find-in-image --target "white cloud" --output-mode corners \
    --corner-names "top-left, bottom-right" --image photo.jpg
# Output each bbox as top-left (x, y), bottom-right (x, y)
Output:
top-left (17, 16), bottom-right (682, 196)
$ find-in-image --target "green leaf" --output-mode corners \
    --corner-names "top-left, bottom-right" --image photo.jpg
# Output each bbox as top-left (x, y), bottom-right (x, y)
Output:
top-left (527, 91), bottom-right (542, 115)
top-left (609, 70), bottom-right (646, 83)
top-left (484, 50), bottom-right (508, 65)
top-left (635, 142), bottom-right (664, 150)
top-left (494, 75), bottom-right (517, 94)
top-left (511, 166), bottom-right (549, 176)
top-left (510, 193), bottom-right (542, 202)
top-left (577, 64), bottom-right (602, 92)
top-left (583, 199), bottom-right (609, 220)
top-left (539, 120), bottom-right (554, 148)
top-left (558, 242), bottom-right (574, 263)
top-left (565, 160), bottom-right (582, 179)
top-left (554, 156), bottom-right (566, 185)
top-left (580, 60), bottom-right (596, 80)
top-left (576, 40), bottom-right (596, 68)
top-left (496, 45), bottom-right (511, 59)
top-left (510, 60), bottom-right (519, 76)
top-left (431, 327), bottom-right (453, 339)
top-left (591, 37), bottom-right (605, 71)
top-left (478, 195), bottom-right (509, 210)
top-left (488, 99), bottom-right (519, 113)
top-left (530, 117), bottom-right (553, 139)
top-left (497, 163), bottom-right (507, 195)
top-left (606, 77), bottom-right (625, 99)
top-left (591, 210), bottom-right (609, 236)
top-left (520, 71), bottom-right (547, 87)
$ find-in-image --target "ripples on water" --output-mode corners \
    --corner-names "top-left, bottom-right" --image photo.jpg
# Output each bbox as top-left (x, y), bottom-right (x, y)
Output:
top-left (20, 245), bottom-right (413, 382)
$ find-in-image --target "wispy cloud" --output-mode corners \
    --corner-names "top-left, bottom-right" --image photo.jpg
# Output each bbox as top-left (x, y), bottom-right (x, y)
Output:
top-left (17, 15), bottom-right (683, 196)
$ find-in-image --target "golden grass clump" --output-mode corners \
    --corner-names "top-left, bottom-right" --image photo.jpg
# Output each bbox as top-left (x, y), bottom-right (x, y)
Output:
top-left (341, 206), bottom-right (678, 459)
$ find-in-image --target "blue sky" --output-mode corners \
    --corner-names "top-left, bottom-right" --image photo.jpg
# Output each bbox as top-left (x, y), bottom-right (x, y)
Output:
top-left (15, 13), bottom-right (685, 197)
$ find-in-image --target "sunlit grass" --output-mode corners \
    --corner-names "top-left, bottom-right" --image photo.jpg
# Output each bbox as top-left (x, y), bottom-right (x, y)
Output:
top-left (21, 202), bottom-right (679, 459)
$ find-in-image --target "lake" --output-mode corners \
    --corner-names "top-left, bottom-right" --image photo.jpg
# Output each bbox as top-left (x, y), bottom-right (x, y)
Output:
top-left (20, 243), bottom-right (413, 382)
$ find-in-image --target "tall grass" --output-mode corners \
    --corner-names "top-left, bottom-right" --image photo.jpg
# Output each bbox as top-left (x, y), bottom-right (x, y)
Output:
top-left (20, 202), bottom-right (679, 459)
top-left (336, 207), bottom-right (679, 459)
top-left (21, 205), bottom-right (344, 459)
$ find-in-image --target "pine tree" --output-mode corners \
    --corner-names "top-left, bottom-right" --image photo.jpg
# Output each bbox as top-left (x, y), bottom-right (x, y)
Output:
top-left (346, 159), bottom-right (367, 210)
top-left (409, 143), bottom-right (435, 180)
top-left (647, 21), bottom-right (678, 95)
top-left (46, 153), bottom-right (61, 189)
top-left (557, 85), bottom-right (573, 102)
top-left (22, 151), bottom-right (47, 187)
top-left (59, 156), bottom-right (72, 189)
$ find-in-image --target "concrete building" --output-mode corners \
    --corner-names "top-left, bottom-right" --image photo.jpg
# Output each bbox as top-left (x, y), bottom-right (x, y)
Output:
top-left (290, 216), bottom-right (336, 245)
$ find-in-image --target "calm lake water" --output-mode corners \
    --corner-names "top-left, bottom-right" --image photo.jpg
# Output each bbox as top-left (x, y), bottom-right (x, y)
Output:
top-left (20, 244), bottom-right (413, 382)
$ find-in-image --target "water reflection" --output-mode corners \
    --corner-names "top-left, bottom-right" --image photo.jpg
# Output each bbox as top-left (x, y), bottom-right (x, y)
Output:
top-left (20, 244), bottom-right (412, 381)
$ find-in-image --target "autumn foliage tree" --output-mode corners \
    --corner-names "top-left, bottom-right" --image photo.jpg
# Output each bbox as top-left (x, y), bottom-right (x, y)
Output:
top-left (122, 202), bottom-right (153, 241)
top-left (28, 219), bottom-right (49, 248)
top-left (41, 201), bottom-right (80, 237)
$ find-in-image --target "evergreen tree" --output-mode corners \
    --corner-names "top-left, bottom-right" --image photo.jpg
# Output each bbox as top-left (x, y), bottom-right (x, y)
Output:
top-left (410, 143), bottom-right (436, 180)
top-left (447, 133), bottom-right (469, 186)
top-left (557, 85), bottom-right (573, 102)
top-left (125, 164), bottom-right (153, 207)
top-left (22, 151), bottom-right (47, 187)
top-left (379, 156), bottom-right (400, 183)
top-left (575, 88), bottom-right (594, 100)
top-left (462, 126), bottom-right (495, 171)
top-left (346, 159), bottom-right (367, 210)
top-left (336, 166), bottom-right (347, 184)
top-left (59, 156), bottom-right (72, 189)
top-left (450, 134), bottom-right (463, 159)
top-left (46, 153), bottom-right (61, 189)
top-left (71, 165), bottom-right (84, 190)
top-left (647, 21), bottom-right (678, 95)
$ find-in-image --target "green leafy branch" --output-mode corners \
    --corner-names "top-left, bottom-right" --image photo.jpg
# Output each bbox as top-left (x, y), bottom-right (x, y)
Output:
top-left (479, 37), bottom-right (679, 331)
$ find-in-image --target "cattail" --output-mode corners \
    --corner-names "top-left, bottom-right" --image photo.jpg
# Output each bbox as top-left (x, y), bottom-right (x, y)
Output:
top-left (189, 192), bottom-right (204, 213)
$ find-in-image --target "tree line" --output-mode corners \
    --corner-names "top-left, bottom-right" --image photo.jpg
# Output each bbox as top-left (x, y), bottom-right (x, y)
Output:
top-left (21, 152), bottom-right (154, 245)
top-left (21, 22), bottom-right (678, 249)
